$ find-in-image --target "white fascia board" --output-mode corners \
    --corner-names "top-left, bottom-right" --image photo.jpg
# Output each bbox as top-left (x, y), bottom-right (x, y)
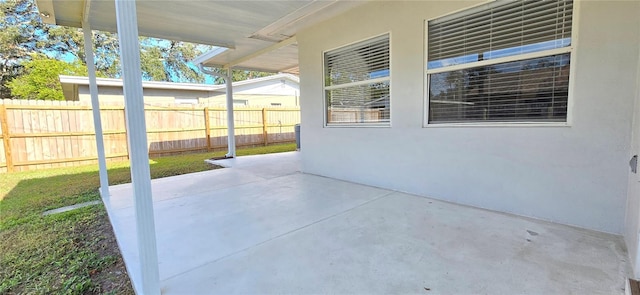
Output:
top-left (59, 72), bottom-right (299, 94)
top-left (59, 75), bottom-right (224, 91)
top-left (35, 0), bottom-right (57, 25)
top-left (231, 73), bottom-right (299, 87)
top-left (202, 73), bottom-right (301, 93)
top-left (192, 47), bottom-right (229, 67)
top-left (280, 73), bottom-right (299, 83)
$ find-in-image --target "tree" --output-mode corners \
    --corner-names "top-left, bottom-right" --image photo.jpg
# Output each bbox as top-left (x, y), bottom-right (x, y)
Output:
top-left (230, 70), bottom-right (273, 83)
top-left (0, 0), bottom-right (34, 98)
top-left (1, 0), bottom-right (221, 98)
top-left (203, 67), bottom-right (274, 85)
top-left (1, 0), bottom-right (104, 97)
top-left (7, 55), bottom-right (87, 100)
top-left (140, 39), bottom-right (207, 83)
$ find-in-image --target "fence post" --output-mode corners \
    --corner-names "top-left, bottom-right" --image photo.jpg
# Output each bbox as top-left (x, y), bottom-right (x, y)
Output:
top-left (262, 108), bottom-right (268, 146)
top-left (204, 107), bottom-right (211, 151)
top-left (0, 106), bottom-right (14, 172)
top-left (122, 107), bottom-right (130, 159)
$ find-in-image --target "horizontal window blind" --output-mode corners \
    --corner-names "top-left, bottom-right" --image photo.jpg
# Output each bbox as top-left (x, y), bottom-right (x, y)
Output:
top-left (428, 0), bottom-right (573, 68)
top-left (429, 54), bottom-right (569, 123)
top-left (325, 35), bottom-right (389, 86)
top-left (326, 82), bottom-right (390, 124)
top-left (426, 0), bottom-right (573, 124)
top-left (324, 34), bottom-right (390, 125)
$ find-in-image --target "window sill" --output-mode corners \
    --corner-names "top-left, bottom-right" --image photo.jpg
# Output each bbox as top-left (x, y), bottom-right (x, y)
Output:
top-left (423, 122), bottom-right (571, 128)
top-left (325, 123), bottom-right (391, 128)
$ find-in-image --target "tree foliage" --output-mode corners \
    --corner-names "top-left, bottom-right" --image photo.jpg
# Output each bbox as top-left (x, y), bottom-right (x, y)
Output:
top-left (1, 0), bottom-right (233, 99)
top-left (7, 55), bottom-right (88, 100)
top-left (229, 70), bottom-right (273, 83)
top-left (203, 67), bottom-right (274, 85)
top-left (0, 0), bottom-right (33, 98)
top-left (140, 39), bottom-right (206, 83)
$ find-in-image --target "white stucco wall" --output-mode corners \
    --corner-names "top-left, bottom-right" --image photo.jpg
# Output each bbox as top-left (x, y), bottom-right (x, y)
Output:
top-left (625, 14), bottom-right (640, 275)
top-left (298, 1), bottom-right (640, 234)
top-left (625, 84), bottom-right (640, 277)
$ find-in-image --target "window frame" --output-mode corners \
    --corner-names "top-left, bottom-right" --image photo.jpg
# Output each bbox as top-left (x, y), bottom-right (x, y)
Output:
top-left (232, 99), bottom-right (248, 106)
top-left (322, 32), bottom-right (392, 128)
top-left (423, 0), bottom-right (579, 128)
top-left (175, 97), bottom-right (199, 105)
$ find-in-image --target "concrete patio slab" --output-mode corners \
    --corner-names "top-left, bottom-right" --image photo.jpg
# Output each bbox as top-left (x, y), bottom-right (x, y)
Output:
top-left (104, 151), bottom-right (630, 294)
top-left (205, 151), bottom-right (302, 179)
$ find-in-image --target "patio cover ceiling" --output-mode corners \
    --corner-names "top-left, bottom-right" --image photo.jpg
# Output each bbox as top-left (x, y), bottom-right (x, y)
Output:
top-left (32, 2), bottom-right (368, 293)
top-left (35, 0), bottom-right (365, 74)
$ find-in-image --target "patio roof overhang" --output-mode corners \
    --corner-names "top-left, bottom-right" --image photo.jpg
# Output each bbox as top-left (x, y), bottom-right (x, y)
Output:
top-left (34, 1), bottom-right (365, 294)
top-left (36, 0), bottom-right (365, 74)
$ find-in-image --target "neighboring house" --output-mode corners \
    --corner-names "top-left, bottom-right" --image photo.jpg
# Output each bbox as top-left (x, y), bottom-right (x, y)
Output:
top-left (58, 74), bottom-right (300, 107)
top-left (202, 74), bottom-right (300, 107)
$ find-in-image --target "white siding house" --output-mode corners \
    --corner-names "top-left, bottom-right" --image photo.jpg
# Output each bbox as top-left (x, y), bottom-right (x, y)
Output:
top-left (59, 74), bottom-right (300, 107)
top-left (203, 74), bottom-right (300, 107)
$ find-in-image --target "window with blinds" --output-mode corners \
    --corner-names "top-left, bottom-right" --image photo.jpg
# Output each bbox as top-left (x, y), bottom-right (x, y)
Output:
top-left (426, 0), bottom-right (573, 124)
top-left (324, 34), bottom-right (390, 126)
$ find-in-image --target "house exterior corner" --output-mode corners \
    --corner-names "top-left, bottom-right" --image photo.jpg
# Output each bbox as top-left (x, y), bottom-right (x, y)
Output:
top-left (297, 0), bottom-right (640, 236)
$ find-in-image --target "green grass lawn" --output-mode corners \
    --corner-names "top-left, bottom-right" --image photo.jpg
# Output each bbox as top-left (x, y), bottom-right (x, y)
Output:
top-left (0, 143), bottom-right (296, 294)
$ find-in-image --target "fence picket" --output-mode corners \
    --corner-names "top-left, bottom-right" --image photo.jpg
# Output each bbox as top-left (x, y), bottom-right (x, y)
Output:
top-left (0, 106), bottom-right (14, 172)
top-left (0, 102), bottom-right (299, 172)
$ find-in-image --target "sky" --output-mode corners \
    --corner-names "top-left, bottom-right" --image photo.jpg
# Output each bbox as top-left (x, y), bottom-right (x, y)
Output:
top-left (49, 34), bottom-right (218, 84)
top-left (428, 38), bottom-right (572, 70)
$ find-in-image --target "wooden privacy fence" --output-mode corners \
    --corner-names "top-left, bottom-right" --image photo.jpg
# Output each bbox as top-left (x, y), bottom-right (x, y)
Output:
top-left (328, 109), bottom-right (386, 123)
top-left (0, 99), bottom-right (300, 173)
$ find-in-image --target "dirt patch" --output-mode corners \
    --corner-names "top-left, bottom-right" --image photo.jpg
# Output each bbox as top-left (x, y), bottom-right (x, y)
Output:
top-left (206, 162), bottom-right (225, 169)
top-left (82, 210), bottom-right (135, 295)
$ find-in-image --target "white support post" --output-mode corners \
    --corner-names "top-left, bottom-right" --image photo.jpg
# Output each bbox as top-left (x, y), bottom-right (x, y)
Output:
top-left (114, 0), bottom-right (160, 294)
top-left (82, 22), bottom-right (110, 198)
top-left (225, 68), bottom-right (236, 157)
